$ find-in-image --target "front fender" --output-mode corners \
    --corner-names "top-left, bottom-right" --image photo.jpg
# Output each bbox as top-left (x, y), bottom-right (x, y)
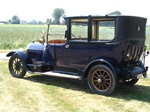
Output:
top-left (6, 50), bottom-right (27, 59)
top-left (84, 59), bottom-right (117, 78)
top-left (6, 50), bottom-right (32, 73)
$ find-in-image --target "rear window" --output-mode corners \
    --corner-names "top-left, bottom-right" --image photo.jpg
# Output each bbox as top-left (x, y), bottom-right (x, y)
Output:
top-left (91, 19), bottom-right (115, 42)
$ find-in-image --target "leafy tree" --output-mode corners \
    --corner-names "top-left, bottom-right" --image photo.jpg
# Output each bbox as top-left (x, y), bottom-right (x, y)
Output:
top-left (52, 8), bottom-right (65, 24)
top-left (107, 11), bottom-right (122, 16)
top-left (8, 20), bottom-right (11, 24)
top-left (31, 20), bottom-right (37, 24)
top-left (11, 15), bottom-right (20, 24)
top-left (38, 21), bottom-right (43, 24)
top-left (46, 18), bottom-right (52, 24)
top-left (62, 19), bottom-right (66, 25)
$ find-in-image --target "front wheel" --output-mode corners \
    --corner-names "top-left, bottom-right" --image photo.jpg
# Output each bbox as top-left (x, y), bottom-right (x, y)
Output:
top-left (88, 65), bottom-right (116, 95)
top-left (9, 55), bottom-right (26, 78)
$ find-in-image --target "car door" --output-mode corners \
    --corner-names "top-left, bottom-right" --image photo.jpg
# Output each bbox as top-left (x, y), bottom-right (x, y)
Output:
top-left (89, 18), bottom-right (116, 61)
top-left (55, 18), bottom-right (90, 69)
top-left (54, 40), bottom-right (90, 69)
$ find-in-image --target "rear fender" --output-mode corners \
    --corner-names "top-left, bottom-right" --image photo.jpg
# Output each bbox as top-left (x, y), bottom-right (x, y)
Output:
top-left (84, 59), bottom-right (117, 79)
top-left (6, 50), bottom-right (32, 73)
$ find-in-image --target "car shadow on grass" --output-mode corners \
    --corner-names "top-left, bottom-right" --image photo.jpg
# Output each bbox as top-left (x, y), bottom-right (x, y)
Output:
top-left (24, 74), bottom-right (91, 93)
top-left (24, 75), bottom-right (150, 103)
top-left (112, 85), bottom-right (150, 103)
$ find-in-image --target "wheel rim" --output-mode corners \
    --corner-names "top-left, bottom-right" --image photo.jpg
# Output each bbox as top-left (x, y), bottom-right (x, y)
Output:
top-left (11, 57), bottom-right (24, 75)
top-left (92, 69), bottom-right (112, 92)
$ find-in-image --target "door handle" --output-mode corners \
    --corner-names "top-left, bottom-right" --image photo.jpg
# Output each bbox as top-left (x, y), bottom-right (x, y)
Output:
top-left (65, 44), bottom-right (69, 48)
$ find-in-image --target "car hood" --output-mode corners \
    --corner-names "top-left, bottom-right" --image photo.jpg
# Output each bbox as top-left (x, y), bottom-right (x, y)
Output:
top-left (26, 42), bottom-right (47, 51)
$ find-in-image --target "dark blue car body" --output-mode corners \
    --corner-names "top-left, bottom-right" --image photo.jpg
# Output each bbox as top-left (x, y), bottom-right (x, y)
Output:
top-left (7, 15), bottom-right (149, 95)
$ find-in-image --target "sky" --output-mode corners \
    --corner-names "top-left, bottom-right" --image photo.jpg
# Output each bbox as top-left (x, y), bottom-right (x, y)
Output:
top-left (0, 0), bottom-right (150, 24)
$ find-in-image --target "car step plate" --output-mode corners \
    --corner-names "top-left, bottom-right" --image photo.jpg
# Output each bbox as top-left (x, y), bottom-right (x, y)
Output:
top-left (35, 71), bottom-right (81, 79)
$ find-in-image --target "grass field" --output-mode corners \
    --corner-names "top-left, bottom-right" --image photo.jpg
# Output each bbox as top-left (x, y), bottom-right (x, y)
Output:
top-left (146, 27), bottom-right (150, 49)
top-left (0, 60), bottom-right (150, 112)
top-left (0, 24), bottom-right (66, 50)
top-left (0, 24), bottom-right (150, 50)
top-left (0, 24), bottom-right (150, 112)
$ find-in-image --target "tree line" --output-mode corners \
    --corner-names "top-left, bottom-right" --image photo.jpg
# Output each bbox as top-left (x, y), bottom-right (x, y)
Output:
top-left (5, 8), bottom-right (65, 25)
top-left (3, 10), bottom-right (121, 25)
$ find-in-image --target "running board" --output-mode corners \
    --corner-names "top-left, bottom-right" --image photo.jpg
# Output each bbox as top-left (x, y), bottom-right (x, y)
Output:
top-left (35, 71), bottom-right (81, 79)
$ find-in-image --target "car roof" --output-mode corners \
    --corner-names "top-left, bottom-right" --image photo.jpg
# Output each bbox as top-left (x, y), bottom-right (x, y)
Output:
top-left (64, 15), bottom-right (147, 43)
top-left (64, 15), bottom-right (146, 20)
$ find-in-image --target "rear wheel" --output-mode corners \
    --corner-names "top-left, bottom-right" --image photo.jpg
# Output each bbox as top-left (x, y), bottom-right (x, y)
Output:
top-left (9, 55), bottom-right (26, 78)
top-left (88, 65), bottom-right (116, 95)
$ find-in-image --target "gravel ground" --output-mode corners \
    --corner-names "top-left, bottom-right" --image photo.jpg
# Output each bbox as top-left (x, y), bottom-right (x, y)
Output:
top-left (0, 53), bottom-right (9, 60)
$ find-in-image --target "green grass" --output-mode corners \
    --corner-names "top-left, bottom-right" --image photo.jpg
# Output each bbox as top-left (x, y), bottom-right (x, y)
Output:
top-left (0, 60), bottom-right (150, 112)
top-left (146, 27), bottom-right (150, 49)
top-left (1, 24), bottom-right (150, 112)
top-left (0, 24), bottom-right (150, 50)
top-left (0, 24), bottom-right (66, 50)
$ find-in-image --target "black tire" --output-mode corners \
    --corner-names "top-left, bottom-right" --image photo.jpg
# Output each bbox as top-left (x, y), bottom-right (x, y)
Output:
top-left (9, 55), bottom-right (26, 78)
top-left (124, 77), bottom-right (139, 87)
top-left (88, 65), bottom-right (116, 95)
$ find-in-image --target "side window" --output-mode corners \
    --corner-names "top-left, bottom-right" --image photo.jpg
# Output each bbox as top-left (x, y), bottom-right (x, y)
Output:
top-left (70, 19), bottom-right (88, 41)
top-left (92, 20), bottom-right (115, 41)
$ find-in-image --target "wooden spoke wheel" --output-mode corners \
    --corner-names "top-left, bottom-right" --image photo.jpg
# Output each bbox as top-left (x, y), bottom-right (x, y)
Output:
top-left (9, 55), bottom-right (26, 78)
top-left (88, 65), bottom-right (116, 95)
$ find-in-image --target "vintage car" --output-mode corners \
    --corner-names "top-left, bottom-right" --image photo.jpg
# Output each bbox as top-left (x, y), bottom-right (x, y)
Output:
top-left (6, 15), bottom-right (149, 95)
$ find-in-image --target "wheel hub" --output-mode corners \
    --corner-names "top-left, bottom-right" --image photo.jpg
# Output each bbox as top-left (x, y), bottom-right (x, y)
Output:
top-left (15, 62), bottom-right (21, 70)
top-left (97, 79), bottom-right (102, 83)
top-left (97, 76), bottom-right (105, 84)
